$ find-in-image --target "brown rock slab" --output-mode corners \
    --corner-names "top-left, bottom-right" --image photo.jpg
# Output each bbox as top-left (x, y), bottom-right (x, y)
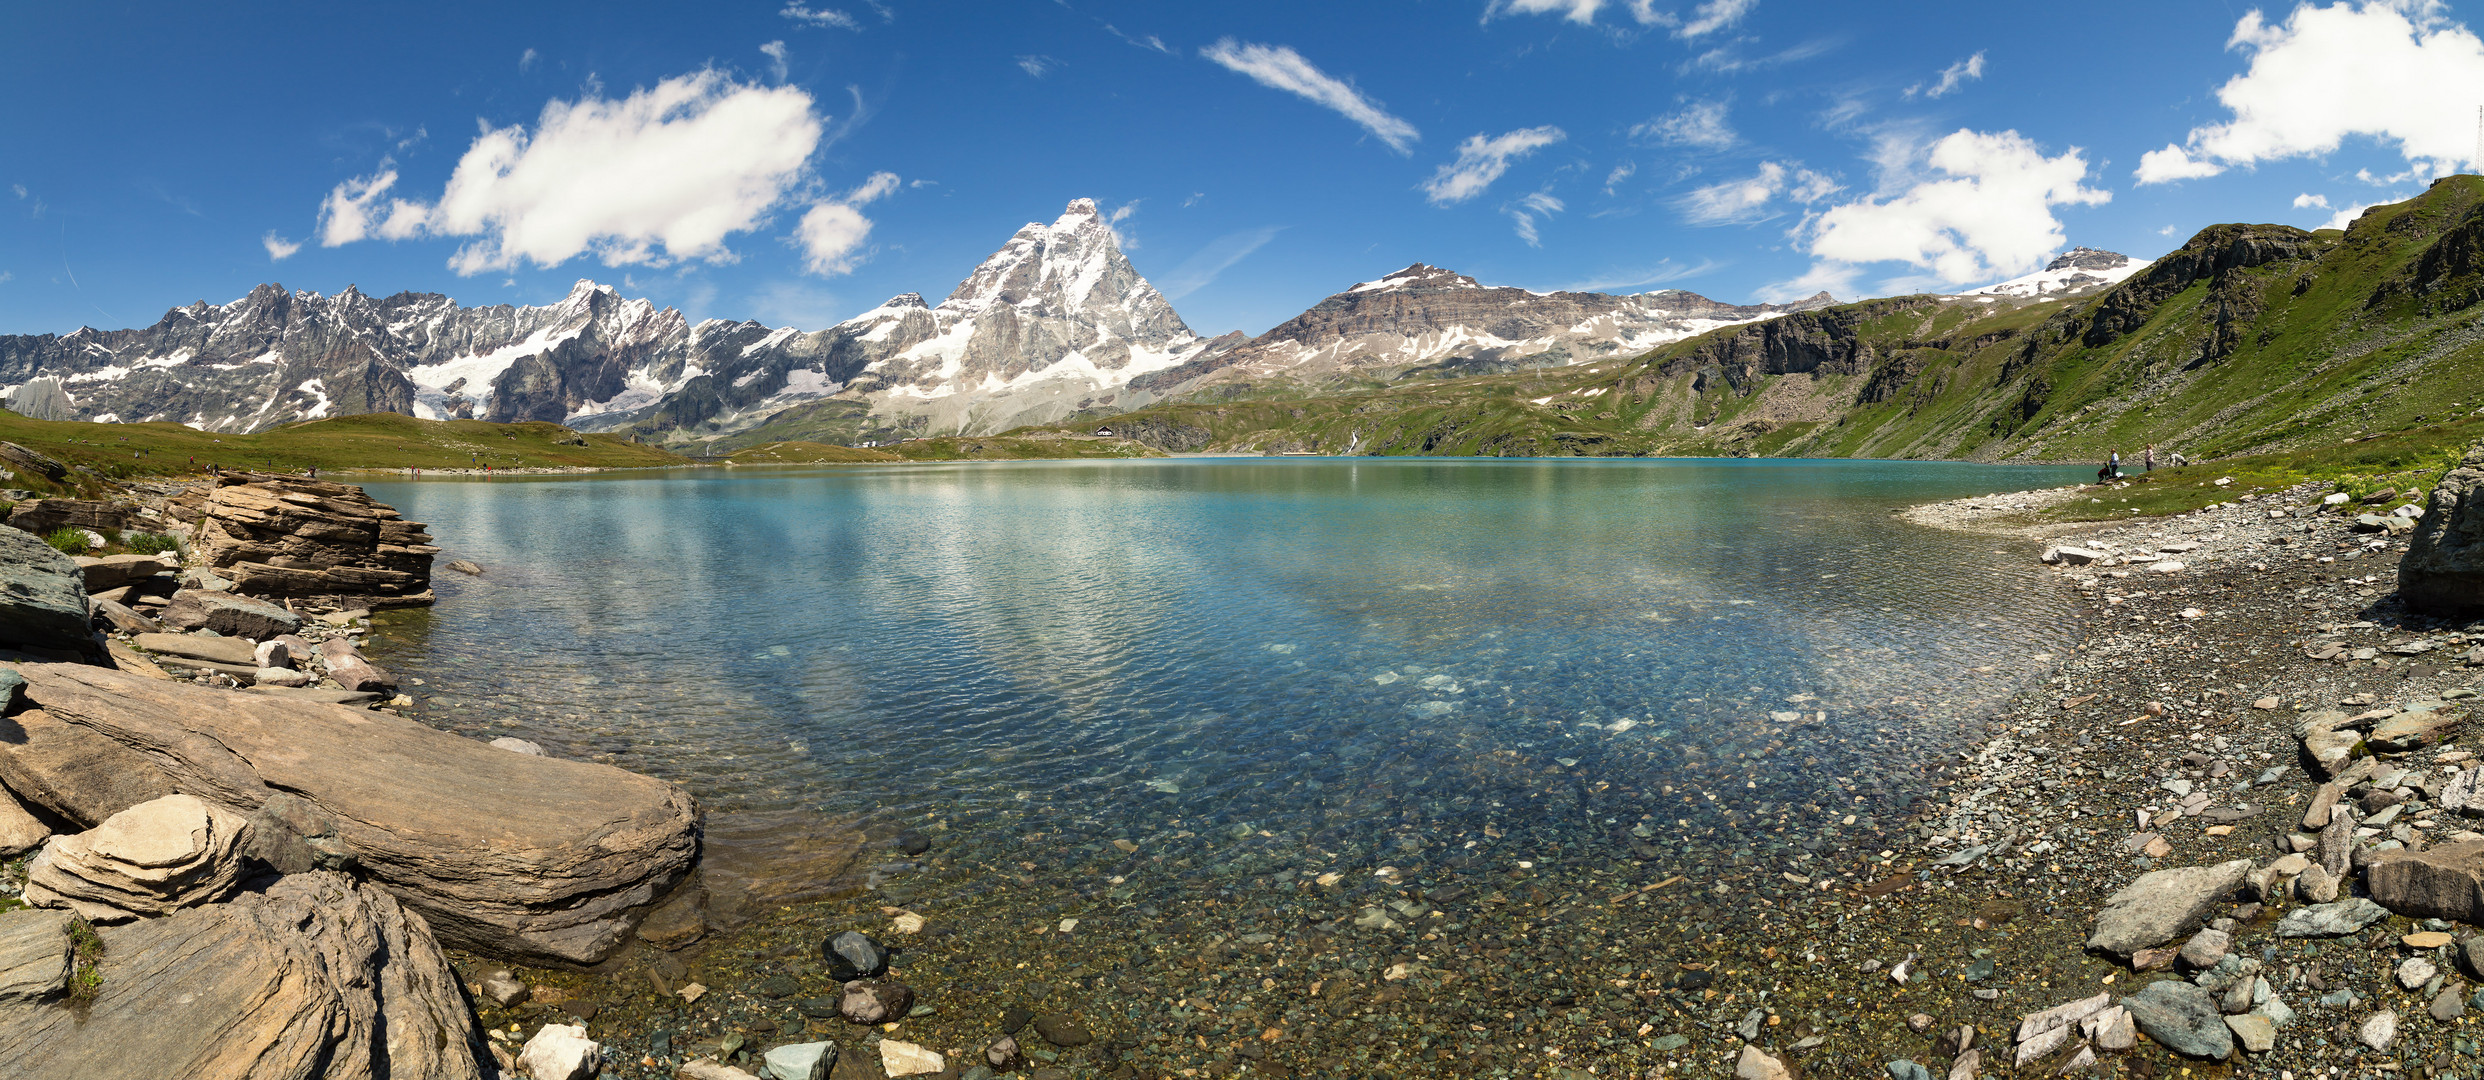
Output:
top-left (14, 662), bottom-right (699, 965)
top-left (157, 589), bottom-right (301, 639)
top-left (0, 707), bottom-right (177, 827)
top-left (74, 554), bottom-right (169, 593)
top-left (0, 781), bottom-right (49, 857)
top-left (131, 631), bottom-right (259, 666)
top-left (0, 908), bottom-right (74, 1003)
top-left (23, 793), bottom-right (254, 923)
top-left (2371, 839), bottom-right (2484, 924)
top-left (192, 475), bottom-right (437, 607)
top-left (0, 871), bottom-right (491, 1080)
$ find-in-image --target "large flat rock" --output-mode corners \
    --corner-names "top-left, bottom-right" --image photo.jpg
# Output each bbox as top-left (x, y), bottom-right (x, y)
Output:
top-left (0, 707), bottom-right (177, 827)
top-left (0, 871), bottom-right (492, 1080)
top-left (11, 663), bottom-right (701, 965)
top-left (2087, 860), bottom-right (2253, 957)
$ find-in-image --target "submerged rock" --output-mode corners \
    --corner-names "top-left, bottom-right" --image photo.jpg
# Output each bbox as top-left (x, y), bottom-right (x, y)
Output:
top-left (2121, 979), bottom-right (2233, 1060)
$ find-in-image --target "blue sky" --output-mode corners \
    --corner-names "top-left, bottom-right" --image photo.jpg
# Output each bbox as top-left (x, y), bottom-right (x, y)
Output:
top-left (7, 0), bottom-right (2483, 338)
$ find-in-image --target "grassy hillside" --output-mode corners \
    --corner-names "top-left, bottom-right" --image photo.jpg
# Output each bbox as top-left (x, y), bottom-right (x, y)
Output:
top-left (0, 411), bottom-right (687, 496)
top-left (721, 441), bottom-right (904, 465)
top-left (986, 177), bottom-right (2484, 470)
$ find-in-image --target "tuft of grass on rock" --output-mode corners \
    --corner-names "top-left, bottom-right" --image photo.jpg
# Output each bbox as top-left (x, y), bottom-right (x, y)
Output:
top-left (41, 526), bottom-right (92, 554)
top-left (66, 915), bottom-right (104, 1005)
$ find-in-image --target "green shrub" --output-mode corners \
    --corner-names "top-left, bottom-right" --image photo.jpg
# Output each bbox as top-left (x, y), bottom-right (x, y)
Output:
top-left (121, 531), bottom-right (181, 555)
top-left (41, 526), bottom-right (91, 554)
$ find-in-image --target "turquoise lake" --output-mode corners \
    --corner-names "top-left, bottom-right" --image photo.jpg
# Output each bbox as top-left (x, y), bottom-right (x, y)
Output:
top-left (361, 456), bottom-right (2090, 911)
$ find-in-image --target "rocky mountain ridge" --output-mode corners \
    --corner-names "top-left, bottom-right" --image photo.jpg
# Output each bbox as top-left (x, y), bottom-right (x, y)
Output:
top-left (0, 199), bottom-right (1824, 446)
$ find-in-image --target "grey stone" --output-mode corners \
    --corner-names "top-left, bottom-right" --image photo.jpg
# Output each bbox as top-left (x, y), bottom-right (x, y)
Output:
top-left (2257, 994), bottom-right (2296, 1029)
top-left (2121, 979), bottom-right (2233, 1060)
top-left (2179, 928), bottom-right (2232, 969)
top-left (2087, 1005), bottom-right (2136, 1050)
top-left (0, 706), bottom-right (177, 827)
top-left (2434, 986), bottom-right (2468, 1022)
top-left (478, 970), bottom-right (529, 1008)
top-left (2015, 992), bottom-right (2110, 1067)
top-left (2295, 863), bottom-right (2340, 903)
top-left (0, 526), bottom-right (103, 660)
top-left (0, 908), bottom-right (74, 1003)
top-left (763, 1041), bottom-right (837, 1080)
top-left (839, 980), bottom-right (915, 1025)
top-left (2358, 1009), bottom-right (2398, 1051)
top-left (2086, 860), bottom-right (2253, 957)
top-left (2403, 440), bottom-right (2484, 616)
top-left (2224, 1013), bottom-right (2275, 1053)
top-left (74, 554), bottom-right (169, 593)
top-left (2276, 898), bottom-right (2389, 937)
top-left (487, 736), bottom-right (545, 756)
top-left (2400, 957), bottom-right (2439, 990)
top-left (517, 1023), bottom-right (601, 1080)
top-left (157, 589), bottom-right (300, 640)
top-left (824, 930), bottom-right (889, 979)
top-left (1887, 1062), bottom-right (1934, 1080)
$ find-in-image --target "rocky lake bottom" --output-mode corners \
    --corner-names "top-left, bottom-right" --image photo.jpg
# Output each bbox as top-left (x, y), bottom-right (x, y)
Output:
top-left (354, 457), bottom-right (2443, 1080)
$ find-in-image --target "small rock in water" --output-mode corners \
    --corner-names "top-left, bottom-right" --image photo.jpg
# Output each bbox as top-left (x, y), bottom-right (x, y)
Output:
top-left (1032, 1013), bottom-right (1093, 1047)
top-left (2277, 898), bottom-right (2388, 937)
top-left (839, 980), bottom-right (915, 1025)
top-left (762, 1041), bottom-right (837, 1080)
top-left (478, 969), bottom-right (529, 1008)
top-left (1735, 1008), bottom-right (1765, 1041)
top-left (2359, 1010), bottom-right (2399, 1051)
top-left (2120, 980), bottom-right (2232, 1060)
top-left (446, 560), bottom-right (484, 576)
top-left (1888, 1061), bottom-right (1934, 1080)
top-left (822, 930), bottom-right (889, 980)
top-left (1736, 1044), bottom-right (1792, 1080)
top-left (2178, 928), bottom-right (2231, 969)
top-left (895, 830), bottom-right (931, 856)
top-left (488, 737), bottom-right (546, 756)
top-left (878, 1040), bottom-right (945, 1077)
top-left (2223, 1013), bottom-right (2276, 1054)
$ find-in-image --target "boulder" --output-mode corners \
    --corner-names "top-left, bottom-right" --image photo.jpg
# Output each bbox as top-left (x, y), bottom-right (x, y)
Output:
top-left (2121, 979), bottom-right (2232, 1060)
top-left (2086, 860), bottom-right (2253, 957)
top-left (2368, 708), bottom-right (2465, 753)
top-left (11, 662), bottom-right (700, 965)
top-left (517, 1023), bottom-right (602, 1080)
top-left (2404, 440), bottom-right (2484, 615)
top-left (2369, 838), bottom-right (2484, 924)
top-left (0, 442), bottom-right (68, 482)
top-left (73, 554), bottom-right (168, 593)
top-left (188, 475), bottom-right (437, 609)
top-left (0, 782), bottom-right (49, 857)
top-left (158, 589), bottom-right (301, 639)
top-left (23, 793), bottom-right (254, 923)
top-left (6, 498), bottom-right (128, 535)
top-left (0, 526), bottom-right (105, 660)
top-left (0, 708), bottom-right (178, 826)
top-left (0, 871), bottom-right (492, 1080)
top-left (0, 908), bottom-right (73, 1003)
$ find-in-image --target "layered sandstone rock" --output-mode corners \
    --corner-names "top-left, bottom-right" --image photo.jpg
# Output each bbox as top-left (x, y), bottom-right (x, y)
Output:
top-left (179, 474), bottom-right (437, 610)
top-left (23, 793), bottom-right (254, 923)
top-left (8, 663), bottom-right (700, 965)
top-left (0, 871), bottom-right (493, 1080)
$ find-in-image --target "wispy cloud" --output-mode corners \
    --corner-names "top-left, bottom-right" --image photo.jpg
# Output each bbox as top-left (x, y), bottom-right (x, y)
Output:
top-left (1017, 54), bottom-right (1057, 77)
top-left (1906, 51), bottom-right (1985, 99)
top-left (1677, 0), bottom-right (1758, 38)
top-left (1604, 161), bottom-right (1636, 194)
top-left (1685, 37), bottom-right (1832, 74)
top-left (1104, 24), bottom-right (1173, 53)
top-left (262, 232), bottom-right (301, 261)
top-left (1201, 39), bottom-right (1419, 155)
top-left (1160, 225), bottom-right (1286, 298)
top-left (1507, 191), bottom-right (1565, 246)
top-left (761, 41), bottom-right (791, 82)
top-left (519, 48), bottom-right (540, 73)
top-left (1558, 257), bottom-right (1723, 293)
top-left (1675, 161), bottom-right (1839, 225)
top-left (781, 2), bottom-right (860, 30)
top-left (1630, 99), bottom-right (1734, 148)
top-left (1483, 0), bottom-right (1754, 37)
top-left (1422, 126), bottom-right (1567, 205)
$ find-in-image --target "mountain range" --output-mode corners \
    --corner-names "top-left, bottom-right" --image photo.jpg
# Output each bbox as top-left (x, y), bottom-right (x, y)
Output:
top-left (0, 199), bottom-right (1841, 447)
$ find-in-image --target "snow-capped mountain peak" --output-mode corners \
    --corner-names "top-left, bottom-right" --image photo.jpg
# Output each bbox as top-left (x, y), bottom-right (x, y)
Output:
top-left (1959, 247), bottom-right (2150, 299)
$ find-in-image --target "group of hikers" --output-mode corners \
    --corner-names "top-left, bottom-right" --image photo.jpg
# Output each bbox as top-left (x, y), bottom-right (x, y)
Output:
top-left (2098, 442), bottom-right (2188, 483)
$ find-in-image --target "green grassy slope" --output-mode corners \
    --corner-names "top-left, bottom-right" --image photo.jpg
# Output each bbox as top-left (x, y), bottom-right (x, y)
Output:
top-left (0, 411), bottom-right (688, 496)
top-left (978, 176), bottom-right (2484, 472)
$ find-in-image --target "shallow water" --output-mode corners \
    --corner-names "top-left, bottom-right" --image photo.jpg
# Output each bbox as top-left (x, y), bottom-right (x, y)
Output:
top-left (363, 457), bottom-right (2086, 899)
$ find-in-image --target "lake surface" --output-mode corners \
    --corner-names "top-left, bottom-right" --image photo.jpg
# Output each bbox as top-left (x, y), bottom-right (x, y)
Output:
top-left (362, 457), bottom-right (2086, 906)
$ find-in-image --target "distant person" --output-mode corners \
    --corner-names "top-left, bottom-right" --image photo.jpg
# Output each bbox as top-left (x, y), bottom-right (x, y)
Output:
top-left (2144, 444), bottom-right (2155, 472)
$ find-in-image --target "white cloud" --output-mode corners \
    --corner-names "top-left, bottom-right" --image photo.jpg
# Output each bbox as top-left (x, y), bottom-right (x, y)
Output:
top-left (1160, 225), bottom-right (1286, 298)
top-left (519, 48), bottom-right (539, 73)
top-left (1604, 161), bottom-right (1636, 193)
top-left (1104, 25), bottom-right (1173, 53)
top-left (318, 71), bottom-right (827, 275)
top-left (2136, 0), bottom-right (2484, 184)
top-left (2321, 201), bottom-right (2379, 230)
top-left (1422, 126), bottom-right (1567, 205)
top-left (1017, 54), bottom-right (1056, 77)
top-left (781, 2), bottom-right (860, 29)
top-left (1631, 100), bottom-right (1734, 148)
top-left (10, 185), bottom-right (24, 199)
top-left (797, 170), bottom-right (902, 276)
top-left (2158, 224), bottom-right (2180, 236)
top-left (1508, 191), bottom-right (1565, 246)
top-left (1907, 51), bottom-right (1986, 99)
top-left (1484, 0), bottom-right (1751, 35)
top-left (1675, 161), bottom-right (1839, 225)
top-left (761, 41), bottom-right (790, 82)
top-left (1677, 0), bottom-right (1758, 37)
top-left (1805, 128), bottom-right (2108, 286)
top-left (1201, 39), bottom-right (1420, 154)
top-left (2293, 192), bottom-right (2331, 209)
top-left (262, 232), bottom-right (301, 261)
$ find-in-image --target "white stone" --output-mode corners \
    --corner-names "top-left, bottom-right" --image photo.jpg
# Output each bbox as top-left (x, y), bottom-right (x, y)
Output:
top-left (489, 737), bottom-right (547, 756)
top-left (879, 1039), bottom-right (946, 1077)
top-left (762, 1041), bottom-right (836, 1080)
top-left (517, 1023), bottom-right (601, 1080)
top-left (253, 667), bottom-right (314, 687)
top-left (2358, 1010), bottom-right (2398, 1052)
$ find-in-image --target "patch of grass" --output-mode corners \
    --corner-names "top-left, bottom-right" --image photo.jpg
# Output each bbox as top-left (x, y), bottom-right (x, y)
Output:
top-left (66, 915), bottom-right (103, 1005)
top-left (719, 441), bottom-right (903, 465)
top-left (41, 526), bottom-right (91, 554)
top-left (2037, 415), bottom-right (2483, 522)
top-left (118, 531), bottom-right (183, 555)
